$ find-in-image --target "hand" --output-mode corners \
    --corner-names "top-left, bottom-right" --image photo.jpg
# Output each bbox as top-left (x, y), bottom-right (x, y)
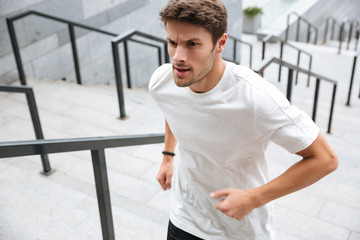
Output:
top-left (156, 156), bottom-right (174, 190)
top-left (210, 188), bottom-right (258, 221)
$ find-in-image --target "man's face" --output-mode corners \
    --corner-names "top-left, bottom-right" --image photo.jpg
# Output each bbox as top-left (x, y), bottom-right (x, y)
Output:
top-left (166, 21), bottom-right (216, 89)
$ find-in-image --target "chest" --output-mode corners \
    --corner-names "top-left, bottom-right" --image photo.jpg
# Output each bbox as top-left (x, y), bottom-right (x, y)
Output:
top-left (165, 97), bottom-right (258, 150)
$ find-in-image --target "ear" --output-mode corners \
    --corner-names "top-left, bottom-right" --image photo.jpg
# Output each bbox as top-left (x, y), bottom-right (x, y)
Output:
top-left (216, 33), bottom-right (228, 54)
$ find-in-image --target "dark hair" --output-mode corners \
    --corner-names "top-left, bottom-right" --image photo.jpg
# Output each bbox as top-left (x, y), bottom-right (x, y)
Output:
top-left (159, 0), bottom-right (228, 45)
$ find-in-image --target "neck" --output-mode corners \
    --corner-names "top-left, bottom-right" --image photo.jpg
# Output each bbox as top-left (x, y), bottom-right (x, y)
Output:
top-left (189, 57), bottom-right (226, 93)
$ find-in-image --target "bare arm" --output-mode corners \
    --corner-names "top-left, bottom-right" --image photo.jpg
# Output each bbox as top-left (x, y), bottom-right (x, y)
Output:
top-left (211, 132), bottom-right (338, 220)
top-left (156, 119), bottom-right (177, 190)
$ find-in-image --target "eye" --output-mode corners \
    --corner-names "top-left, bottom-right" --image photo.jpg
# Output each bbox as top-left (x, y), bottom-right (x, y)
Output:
top-left (168, 40), bottom-right (177, 46)
top-left (188, 41), bottom-right (199, 47)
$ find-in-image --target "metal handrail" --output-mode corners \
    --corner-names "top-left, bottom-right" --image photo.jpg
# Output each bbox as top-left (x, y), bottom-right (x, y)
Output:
top-left (338, 19), bottom-right (360, 54)
top-left (0, 84), bottom-right (51, 174)
top-left (285, 12), bottom-right (318, 44)
top-left (252, 56), bottom-right (337, 134)
top-left (346, 49), bottom-right (360, 106)
top-left (111, 29), bottom-right (169, 118)
top-left (324, 17), bottom-right (360, 54)
top-left (346, 19), bottom-right (359, 50)
top-left (355, 24), bottom-right (360, 51)
top-left (323, 17), bottom-right (341, 43)
top-left (338, 19), bottom-right (351, 54)
top-left (0, 133), bottom-right (164, 240)
top-left (6, 10), bottom-right (169, 119)
top-left (111, 29), bottom-right (169, 89)
top-left (262, 35), bottom-right (313, 86)
top-left (226, 35), bottom-right (253, 67)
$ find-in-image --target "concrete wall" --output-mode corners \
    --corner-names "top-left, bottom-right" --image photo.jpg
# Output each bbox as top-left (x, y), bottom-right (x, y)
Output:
top-left (0, 0), bottom-right (243, 87)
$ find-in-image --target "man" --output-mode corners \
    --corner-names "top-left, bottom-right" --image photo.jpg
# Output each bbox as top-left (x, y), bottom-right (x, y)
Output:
top-left (149, 0), bottom-right (338, 239)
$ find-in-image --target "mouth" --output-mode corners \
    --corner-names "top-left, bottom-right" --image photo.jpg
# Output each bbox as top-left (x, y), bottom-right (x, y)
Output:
top-left (176, 68), bottom-right (189, 72)
top-left (174, 66), bottom-right (191, 76)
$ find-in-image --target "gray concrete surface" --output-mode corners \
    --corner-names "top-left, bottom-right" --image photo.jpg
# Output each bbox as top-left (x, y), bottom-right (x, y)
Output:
top-left (0, 33), bottom-right (360, 240)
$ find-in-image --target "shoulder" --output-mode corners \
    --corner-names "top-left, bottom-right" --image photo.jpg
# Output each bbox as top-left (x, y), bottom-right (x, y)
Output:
top-left (230, 64), bottom-right (272, 90)
top-left (228, 64), bottom-right (284, 105)
top-left (148, 64), bottom-right (173, 93)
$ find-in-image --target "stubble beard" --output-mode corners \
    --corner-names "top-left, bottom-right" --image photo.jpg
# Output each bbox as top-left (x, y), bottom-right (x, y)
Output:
top-left (173, 48), bottom-right (216, 88)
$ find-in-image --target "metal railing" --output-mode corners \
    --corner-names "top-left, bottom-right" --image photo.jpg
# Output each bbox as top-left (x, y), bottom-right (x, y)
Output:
top-left (323, 17), bottom-right (341, 42)
top-left (262, 35), bottom-right (312, 86)
top-left (113, 30), bottom-right (169, 89)
top-left (224, 35), bottom-right (253, 67)
top-left (0, 133), bottom-right (164, 240)
top-left (347, 20), bottom-right (360, 50)
top-left (338, 19), bottom-right (360, 54)
top-left (323, 17), bottom-right (360, 54)
top-left (285, 12), bottom-right (318, 44)
top-left (111, 30), bottom-right (169, 118)
top-left (0, 84), bottom-right (51, 174)
top-left (346, 49), bottom-right (360, 106)
top-left (6, 10), bottom-right (169, 119)
top-left (252, 57), bottom-right (337, 134)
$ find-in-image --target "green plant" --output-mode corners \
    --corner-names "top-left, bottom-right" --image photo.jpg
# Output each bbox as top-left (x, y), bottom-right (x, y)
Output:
top-left (243, 7), bottom-right (262, 18)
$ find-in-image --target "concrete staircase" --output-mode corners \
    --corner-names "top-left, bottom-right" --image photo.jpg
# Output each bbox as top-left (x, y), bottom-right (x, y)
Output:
top-left (1, 33), bottom-right (360, 240)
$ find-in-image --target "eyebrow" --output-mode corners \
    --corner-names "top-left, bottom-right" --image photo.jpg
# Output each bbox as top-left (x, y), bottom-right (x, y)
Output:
top-left (167, 37), bottom-right (202, 43)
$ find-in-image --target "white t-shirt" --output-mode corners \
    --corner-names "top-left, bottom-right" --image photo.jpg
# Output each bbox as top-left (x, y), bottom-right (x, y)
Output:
top-left (149, 62), bottom-right (319, 240)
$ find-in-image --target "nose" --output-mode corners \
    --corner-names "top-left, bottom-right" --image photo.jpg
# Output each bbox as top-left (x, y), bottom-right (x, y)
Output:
top-left (172, 45), bottom-right (187, 63)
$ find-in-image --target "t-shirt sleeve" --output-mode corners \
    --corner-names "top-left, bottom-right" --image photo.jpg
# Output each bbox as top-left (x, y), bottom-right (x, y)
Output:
top-left (254, 80), bottom-right (320, 154)
top-left (148, 63), bottom-right (172, 95)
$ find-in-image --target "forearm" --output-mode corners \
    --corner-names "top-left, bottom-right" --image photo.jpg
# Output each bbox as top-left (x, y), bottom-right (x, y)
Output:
top-left (211, 153), bottom-right (337, 221)
top-left (252, 155), bottom-right (337, 208)
top-left (252, 133), bottom-right (338, 207)
top-left (157, 119), bottom-right (177, 190)
top-left (164, 119), bottom-right (177, 153)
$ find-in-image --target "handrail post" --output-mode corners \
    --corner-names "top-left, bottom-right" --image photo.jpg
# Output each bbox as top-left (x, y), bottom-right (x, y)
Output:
top-left (352, 22), bottom-right (359, 51)
top-left (111, 41), bottom-right (126, 119)
top-left (307, 55), bottom-right (312, 87)
top-left (285, 14), bottom-right (290, 41)
top-left (323, 18), bottom-right (329, 43)
top-left (157, 47), bottom-right (162, 66)
top-left (296, 18), bottom-right (300, 41)
top-left (347, 22), bottom-right (353, 50)
top-left (312, 78), bottom-right (321, 122)
top-left (347, 55), bottom-right (357, 106)
top-left (262, 41), bottom-right (266, 60)
top-left (6, 18), bottom-right (27, 85)
top-left (164, 43), bottom-right (170, 63)
top-left (249, 44), bottom-right (253, 68)
top-left (26, 89), bottom-right (52, 174)
top-left (91, 148), bottom-right (115, 240)
top-left (68, 24), bottom-right (82, 85)
top-left (278, 42), bottom-right (284, 82)
top-left (338, 23), bottom-right (344, 54)
top-left (306, 25), bottom-right (311, 43)
top-left (286, 68), bottom-right (293, 102)
top-left (233, 39), bottom-right (237, 64)
top-left (124, 40), bottom-right (132, 89)
top-left (327, 83), bottom-right (337, 134)
top-left (314, 28), bottom-right (318, 44)
top-left (295, 51), bottom-right (301, 85)
top-left (260, 40), bottom-right (266, 77)
top-left (355, 28), bottom-right (360, 51)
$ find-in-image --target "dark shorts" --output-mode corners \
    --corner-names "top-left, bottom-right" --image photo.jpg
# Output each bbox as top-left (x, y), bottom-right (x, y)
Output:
top-left (167, 220), bottom-right (204, 240)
